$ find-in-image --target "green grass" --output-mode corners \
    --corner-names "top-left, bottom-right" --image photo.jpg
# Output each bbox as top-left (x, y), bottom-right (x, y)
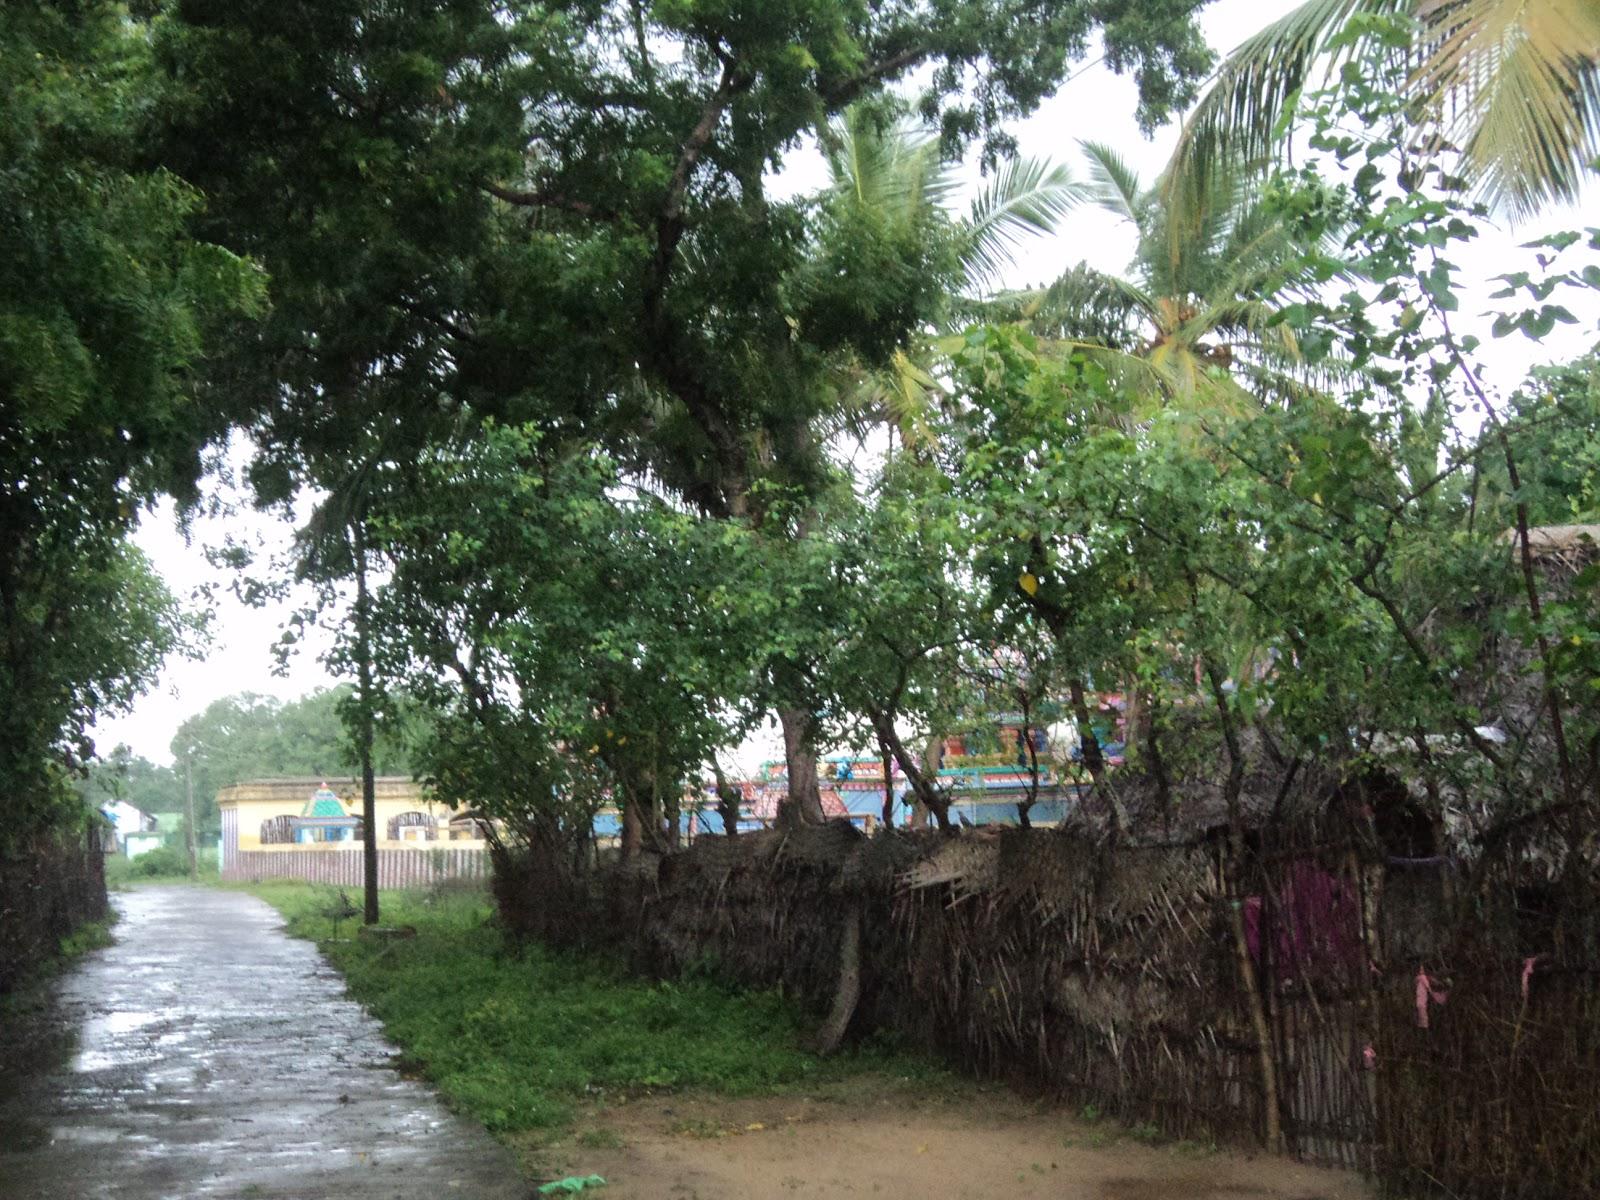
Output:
top-left (56, 915), bottom-right (116, 960)
top-left (246, 881), bottom-right (948, 1138)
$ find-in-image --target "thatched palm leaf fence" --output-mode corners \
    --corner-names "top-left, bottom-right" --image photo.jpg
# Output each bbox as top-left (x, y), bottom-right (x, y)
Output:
top-left (0, 825), bottom-right (108, 997)
top-left (495, 793), bottom-right (1596, 1198)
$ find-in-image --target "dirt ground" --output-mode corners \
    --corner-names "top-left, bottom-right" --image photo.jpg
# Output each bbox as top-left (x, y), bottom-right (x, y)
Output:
top-left (535, 1080), bottom-right (1372, 1200)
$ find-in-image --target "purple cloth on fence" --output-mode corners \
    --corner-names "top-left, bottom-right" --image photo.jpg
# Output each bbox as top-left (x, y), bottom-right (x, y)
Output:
top-left (1243, 860), bottom-right (1363, 977)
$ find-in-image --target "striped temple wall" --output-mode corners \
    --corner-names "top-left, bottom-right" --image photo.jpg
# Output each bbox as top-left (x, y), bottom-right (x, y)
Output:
top-left (224, 847), bottom-right (489, 889)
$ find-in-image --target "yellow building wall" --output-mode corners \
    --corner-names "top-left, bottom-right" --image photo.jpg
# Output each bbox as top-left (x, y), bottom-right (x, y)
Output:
top-left (218, 778), bottom-right (489, 852)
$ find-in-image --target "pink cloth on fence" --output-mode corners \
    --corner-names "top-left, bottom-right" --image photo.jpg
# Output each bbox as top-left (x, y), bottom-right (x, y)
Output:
top-left (1415, 968), bottom-right (1449, 1028)
top-left (1243, 861), bottom-right (1363, 977)
top-left (1520, 954), bottom-right (1546, 1001)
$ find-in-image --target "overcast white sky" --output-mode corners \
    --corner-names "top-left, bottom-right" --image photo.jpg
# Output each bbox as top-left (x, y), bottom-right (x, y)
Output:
top-left (93, 0), bottom-right (1598, 768)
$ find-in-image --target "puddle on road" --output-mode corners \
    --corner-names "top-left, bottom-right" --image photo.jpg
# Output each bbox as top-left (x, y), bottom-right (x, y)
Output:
top-left (72, 1045), bottom-right (163, 1073)
top-left (97, 1010), bottom-right (164, 1036)
top-left (70, 1010), bottom-right (171, 1073)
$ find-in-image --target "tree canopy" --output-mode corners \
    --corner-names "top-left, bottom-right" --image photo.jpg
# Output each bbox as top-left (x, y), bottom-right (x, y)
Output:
top-left (6, 1), bottom-right (1599, 894)
top-left (0, 1), bottom-right (260, 838)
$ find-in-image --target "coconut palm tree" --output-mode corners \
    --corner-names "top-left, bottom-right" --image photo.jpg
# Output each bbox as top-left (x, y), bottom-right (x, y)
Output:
top-left (1170, 0), bottom-right (1600, 221)
top-left (1012, 142), bottom-right (1338, 414)
top-left (816, 108), bottom-right (1083, 446)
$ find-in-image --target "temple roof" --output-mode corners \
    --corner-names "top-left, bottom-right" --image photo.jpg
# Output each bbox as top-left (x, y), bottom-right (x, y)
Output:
top-left (302, 786), bottom-right (347, 818)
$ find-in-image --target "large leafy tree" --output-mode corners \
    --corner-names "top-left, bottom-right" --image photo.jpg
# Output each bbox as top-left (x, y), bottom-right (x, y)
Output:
top-left (363, 425), bottom-right (770, 857)
top-left (157, 0), bottom-right (1213, 836)
top-left (0, 2), bottom-right (260, 835)
top-left (742, 106), bottom-right (1083, 824)
top-left (158, 0), bottom-right (1214, 511)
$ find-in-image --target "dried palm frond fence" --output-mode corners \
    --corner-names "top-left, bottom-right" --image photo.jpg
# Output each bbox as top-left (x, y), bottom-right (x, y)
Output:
top-left (495, 799), bottom-right (1598, 1199)
top-left (0, 824), bottom-right (109, 997)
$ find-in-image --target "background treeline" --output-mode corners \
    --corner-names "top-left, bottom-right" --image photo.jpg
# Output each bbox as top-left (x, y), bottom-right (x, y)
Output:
top-left (79, 688), bottom-right (424, 836)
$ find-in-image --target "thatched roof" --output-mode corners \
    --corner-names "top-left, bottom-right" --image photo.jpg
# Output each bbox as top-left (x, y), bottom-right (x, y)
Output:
top-left (1497, 523), bottom-right (1600, 557)
top-left (1496, 524), bottom-right (1600, 585)
top-left (1094, 758), bottom-right (1354, 846)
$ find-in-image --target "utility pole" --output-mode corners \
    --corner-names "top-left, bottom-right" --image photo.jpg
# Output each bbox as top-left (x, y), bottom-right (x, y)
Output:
top-left (184, 751), bottom-right (198, 881)
top-left (355, 520), bottom-right (379, 926)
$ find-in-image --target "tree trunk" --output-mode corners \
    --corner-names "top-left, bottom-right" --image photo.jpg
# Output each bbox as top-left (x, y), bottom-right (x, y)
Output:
top-left (908, 732), bottom-right (943, 829)
top-left (354, 523), bottom-right (379, 927)
top-left (711, 760), bottom-right (740, 838)
top-left (1204, 660), bottom-right (1282, 1153)
top-left (878, 735), bottom-right (895, 829)
top-left (1225, 850), bottom-right (1284, 1154)
top-left (665, 778), bottom-right (681, 850)
top-left (1068, 679), bottom-right (1106, 783)
top-left (1018, 704), bottom-right (1038, 829)
top-left (1069, 678), bottom-right (1127, 834)
top-left (621, 799), bottom-right (642, 860)
top-left (1121, 682), bottom-right (1143, 762)
top-left (813, 900), bottom-right (862, 1055)
top-left (779, 706), bottom-right (826, 826)
top-left (873, 715), bottom-right (950, 832)
top-left (1146, 699), bottom-right (1174, 837)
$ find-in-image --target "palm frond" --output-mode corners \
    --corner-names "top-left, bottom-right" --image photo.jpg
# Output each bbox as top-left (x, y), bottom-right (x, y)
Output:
top-left (960, 157), bottom-right (1087, 291)
top-left (822, 109), bottom-right (957, 222)
top-left (1078, 141), bottom-right (1149, 226)
top-left (1419, 0), bottom-right (1600, 218)
top-left (1022, 263), bottom-right (1156, 349)
top-left (1168, 0), bottom-right (1596, 222)
top-left (1166, 0), bottom-right (1394, 203)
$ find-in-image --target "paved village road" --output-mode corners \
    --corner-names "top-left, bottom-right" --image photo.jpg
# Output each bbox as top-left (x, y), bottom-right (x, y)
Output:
top-left (0, 886), bottom-right (525, 1199)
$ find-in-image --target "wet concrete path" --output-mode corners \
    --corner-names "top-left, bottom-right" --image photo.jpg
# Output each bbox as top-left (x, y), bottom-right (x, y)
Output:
top-left (0, 886), bottom-right (525, 1199)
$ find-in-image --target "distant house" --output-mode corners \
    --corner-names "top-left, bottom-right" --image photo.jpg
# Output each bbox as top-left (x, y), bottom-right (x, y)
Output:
top-left (100, 799), bottom-right (161, 858)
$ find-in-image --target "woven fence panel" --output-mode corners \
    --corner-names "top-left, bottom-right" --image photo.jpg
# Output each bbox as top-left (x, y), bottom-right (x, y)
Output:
top-left (0, 828), bottom-right (108, 996)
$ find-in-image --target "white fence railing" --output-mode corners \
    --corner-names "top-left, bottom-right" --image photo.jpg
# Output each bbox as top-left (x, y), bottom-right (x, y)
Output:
top-left (224, 847), bottom-right (489, 889)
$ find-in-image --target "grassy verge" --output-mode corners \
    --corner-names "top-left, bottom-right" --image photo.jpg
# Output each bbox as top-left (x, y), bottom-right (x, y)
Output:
top-left (246, 882), bottom-right (950, 1144)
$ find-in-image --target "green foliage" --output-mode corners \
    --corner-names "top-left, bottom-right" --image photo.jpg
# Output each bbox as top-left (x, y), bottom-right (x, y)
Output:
top-left (1168, 0), bottom-right (1600, 221)
top-left (940, 38), bottom-right (1600, 850)
top-left (362, 425), bottom-right (772, 844)
top-left (56, 916), bottom-right (116, 961)
top-left (1015, 141), bottom-right (1342, 410)
top-left (0, 1), bottom-right (261, 836)
top-left (126, 846), bottom-right (190, 879)
top-left (79, 746), bottom-right (184, 817)
top-left (250, 884), bottom-right (945, 1134)
top-left (141, 0), bottom-right (1217, 842)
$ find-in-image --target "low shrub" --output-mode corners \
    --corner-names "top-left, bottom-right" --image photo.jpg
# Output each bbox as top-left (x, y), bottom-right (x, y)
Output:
top-left (128, 846), bottom-right (189, 877)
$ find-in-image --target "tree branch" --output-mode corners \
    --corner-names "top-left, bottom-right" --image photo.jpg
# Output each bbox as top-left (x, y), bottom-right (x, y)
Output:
top-left (663, 58), bottom-right (747, 227)
top-left (483, 181), bottom-right (614, 220)
top-left (819, 46), bottom-right (930, 108)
